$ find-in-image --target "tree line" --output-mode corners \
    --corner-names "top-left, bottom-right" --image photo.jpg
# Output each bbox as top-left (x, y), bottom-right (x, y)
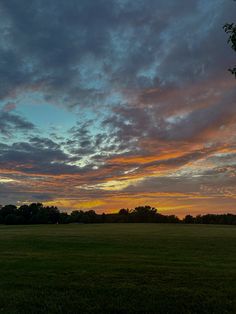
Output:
top-left (0, 203), bottom-right (235, 225)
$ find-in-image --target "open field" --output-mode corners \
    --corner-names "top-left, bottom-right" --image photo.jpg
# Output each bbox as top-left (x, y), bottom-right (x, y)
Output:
top-left (0, 224), bottom-right (235, 314)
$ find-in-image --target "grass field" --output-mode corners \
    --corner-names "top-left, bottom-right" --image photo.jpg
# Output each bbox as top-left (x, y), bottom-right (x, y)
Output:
top-left (0, 224), bottom-right (235, 314)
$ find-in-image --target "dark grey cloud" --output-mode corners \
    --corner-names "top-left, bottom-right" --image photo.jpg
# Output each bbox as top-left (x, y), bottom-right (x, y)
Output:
top-left (0, 137), bottom-right (79, 175)
top-left (0, 0), bottom-right (234, 107)
top-left (123, 165), bottom-right (236, 196)
top-left (103, 85), bottom-right (236, 146)
top-left (155, 89), bottom-right (236, 141)
top-left (0, 182), bottom-right (55, 206)
top-left (65, 121), bottom-right (125, 160)
top-left (0, 110), bottom-right (34, 136)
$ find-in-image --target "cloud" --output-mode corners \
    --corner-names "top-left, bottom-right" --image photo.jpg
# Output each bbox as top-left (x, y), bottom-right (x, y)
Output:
top-left (0, 110), bottom-right (34, 136)
top-left (0, 0), bottom-right (234, 108)
top-left (0, 137), bottom-right (79, 175)
top-left (103, 76), bottom-right (236, 147)
top-left (2, 102), bottom-right (16, 112)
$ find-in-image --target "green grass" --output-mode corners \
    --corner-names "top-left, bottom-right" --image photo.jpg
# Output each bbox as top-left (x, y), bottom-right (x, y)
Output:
top-left (0, 224), bottom-right (235, 314)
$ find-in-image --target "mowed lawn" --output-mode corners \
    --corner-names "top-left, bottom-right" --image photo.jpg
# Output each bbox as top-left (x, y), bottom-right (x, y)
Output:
top-left (0, 224), bottom-right (235, 314)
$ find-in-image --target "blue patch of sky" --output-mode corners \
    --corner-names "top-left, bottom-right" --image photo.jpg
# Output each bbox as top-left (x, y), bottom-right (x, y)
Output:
top-left (1, 92), bottom-right (77, 137)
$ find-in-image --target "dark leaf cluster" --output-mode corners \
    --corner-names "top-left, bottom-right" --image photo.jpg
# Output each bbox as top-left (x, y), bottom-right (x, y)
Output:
top-left (224, 4), bottom-right (236, 78)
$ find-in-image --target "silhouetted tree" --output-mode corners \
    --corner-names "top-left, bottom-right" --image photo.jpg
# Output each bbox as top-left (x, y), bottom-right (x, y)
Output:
top-left (0, 205), bottom-right (17, 219)
top-left (118, 208), bottom-right (130, 222)
top-left (183, 215), bottom-right (195, 224)
top-left (4, 214), bottom-right (24, 225)
top-left (0, 203), bottom-right (235, 225)
top-left (70, 210), bottom-right (84, 223)
top-left (224, 1), bottom-right (236, 77)
top-left (101, 213), bottom-right (106, 223)
top-left (82, 210), bottom-right (98, 224)
top-left (131, 206), bottom-right (157, 222)
top-left (167, 215), bottom-right (180, 223)
top-left (17, 203), bottom-right (43, 223)
top-left (119, 208), bottom-right (130, 215)
top-left (59, 212), bottom-right (70, 224)
top-left (34, 206), bottom-right (59, 224)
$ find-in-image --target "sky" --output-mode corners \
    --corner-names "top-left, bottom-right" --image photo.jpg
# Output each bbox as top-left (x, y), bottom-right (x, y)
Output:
top-left (0, 0), bottom-right (236, 217)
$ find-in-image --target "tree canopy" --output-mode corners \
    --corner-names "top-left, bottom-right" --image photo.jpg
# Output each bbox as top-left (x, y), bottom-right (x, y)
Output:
top-left (0, 203), bottom-right (235, 225)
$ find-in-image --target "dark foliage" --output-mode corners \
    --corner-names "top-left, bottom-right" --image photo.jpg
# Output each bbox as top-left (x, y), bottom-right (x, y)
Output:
top-left (183, 213), bottom-right (236, 225)
top-left (0, 203), bottom-right (60, 225)
top-left (224, 1), bottom-right (236, 77)
top-left (0, 203), bottom-right (235, 225)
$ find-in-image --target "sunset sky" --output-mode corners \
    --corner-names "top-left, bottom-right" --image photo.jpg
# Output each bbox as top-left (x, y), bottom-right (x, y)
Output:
top-left (0, 0), bottom-right (236, 217)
